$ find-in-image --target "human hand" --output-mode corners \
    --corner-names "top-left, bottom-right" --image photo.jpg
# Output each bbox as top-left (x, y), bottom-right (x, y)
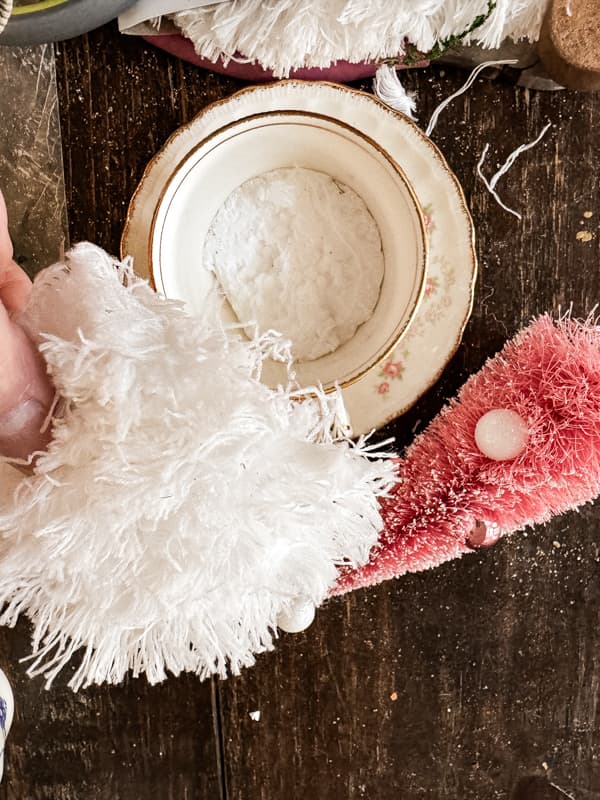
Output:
top-left (0, 191), bottom-right (54, 461)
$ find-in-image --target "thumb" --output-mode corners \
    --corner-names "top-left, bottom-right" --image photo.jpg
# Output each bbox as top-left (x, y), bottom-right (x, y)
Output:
top-left (0, 192), bottom-right (54, 462)
top-left (0, 191), bottom-right (31, 315)
top-left (0, 302), bottom-right (55, 463)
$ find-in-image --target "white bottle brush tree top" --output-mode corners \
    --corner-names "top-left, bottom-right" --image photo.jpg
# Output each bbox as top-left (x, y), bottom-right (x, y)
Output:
top-left (0, 244), bottom-right (395, 690)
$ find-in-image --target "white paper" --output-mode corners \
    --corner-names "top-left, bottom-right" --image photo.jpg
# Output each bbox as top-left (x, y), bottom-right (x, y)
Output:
top-left (119, 0), bottom-right (231, 31)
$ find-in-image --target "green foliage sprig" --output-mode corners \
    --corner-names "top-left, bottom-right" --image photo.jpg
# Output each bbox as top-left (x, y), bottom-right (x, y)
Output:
top-left (386, 1), bottom-right (497, 67)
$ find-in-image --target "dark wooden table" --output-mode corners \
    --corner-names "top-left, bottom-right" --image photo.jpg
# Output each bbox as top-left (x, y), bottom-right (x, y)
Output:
top-left (1, 22), bottom-right (600, 800)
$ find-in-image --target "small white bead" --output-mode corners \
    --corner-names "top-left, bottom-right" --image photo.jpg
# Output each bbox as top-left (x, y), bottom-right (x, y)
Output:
top-left (277, 600), bottom-right (315, 633)
top-left (474, 408), bottom-right (529, 461)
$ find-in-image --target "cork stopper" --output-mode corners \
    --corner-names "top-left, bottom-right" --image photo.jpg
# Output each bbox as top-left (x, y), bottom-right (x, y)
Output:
top-left (538, 0), bottom-right (600, 90)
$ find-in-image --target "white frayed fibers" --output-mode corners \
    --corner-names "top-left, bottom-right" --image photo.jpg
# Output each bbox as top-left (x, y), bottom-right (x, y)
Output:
top-left (174, 0), bottom-right (549, 78)
top-left (0, 244), bottom-right (394, 690)
top-left (373, 65), bottom-right (417, 119)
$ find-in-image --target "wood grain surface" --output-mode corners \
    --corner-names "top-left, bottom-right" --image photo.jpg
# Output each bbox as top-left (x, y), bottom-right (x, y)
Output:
top-left (0, 44), bottom-right (67, 274)
top-left (1, 21), bottom-right (599, 799)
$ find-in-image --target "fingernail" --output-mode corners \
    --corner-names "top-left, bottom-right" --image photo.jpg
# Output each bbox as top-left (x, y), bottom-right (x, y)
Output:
top-left (0, 398), bottom-right (50, 460)
top-left (0, 398), bottom-right (45, 434)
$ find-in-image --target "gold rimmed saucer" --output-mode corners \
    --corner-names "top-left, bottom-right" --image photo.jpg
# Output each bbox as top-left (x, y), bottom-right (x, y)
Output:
top-left (122, 81), bottom-right (476, 435)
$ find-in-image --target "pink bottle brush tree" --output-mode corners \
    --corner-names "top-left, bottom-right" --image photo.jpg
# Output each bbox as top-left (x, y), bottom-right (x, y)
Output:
top-left (335, 314), bottom-right (600, 595)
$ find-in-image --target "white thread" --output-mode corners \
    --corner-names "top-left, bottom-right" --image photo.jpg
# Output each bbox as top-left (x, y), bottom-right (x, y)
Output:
top-left (426, 60), bottom-right (518, 137)
top-left (542, 761), bottom-right (576, 800)
top-left (373, 64), bottom-right (417, 120)
top-left (477, 123), bottom-right (552, 219)
top-left (548, 782), bottom-right (576, 800)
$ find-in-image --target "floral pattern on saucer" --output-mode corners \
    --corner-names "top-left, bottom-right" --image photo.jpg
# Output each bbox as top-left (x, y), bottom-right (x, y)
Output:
top-left (372, 203), bottom-right (459, 401)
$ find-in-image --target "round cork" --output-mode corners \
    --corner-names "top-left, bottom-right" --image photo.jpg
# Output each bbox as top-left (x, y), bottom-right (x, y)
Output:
top-left (538, 0), bottom-right (600, 90)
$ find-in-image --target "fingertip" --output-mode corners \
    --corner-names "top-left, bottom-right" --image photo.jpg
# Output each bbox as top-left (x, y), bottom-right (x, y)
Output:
top-left (0, 318), bottom-right (54, 460)
top-left (0, 262), bottom-right (32, 315)
top-left (0, 192), bottom-right (30, 313)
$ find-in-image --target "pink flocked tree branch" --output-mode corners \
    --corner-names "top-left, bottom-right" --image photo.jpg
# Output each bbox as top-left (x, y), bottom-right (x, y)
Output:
top-left (335, 314), bottom-right (600, 595)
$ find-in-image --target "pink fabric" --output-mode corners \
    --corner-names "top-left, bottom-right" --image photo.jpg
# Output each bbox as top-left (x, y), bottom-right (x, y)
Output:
top-left (335, 316), bottom-right (600, 594)
top-left (143, 34), bottom-right (426, 82)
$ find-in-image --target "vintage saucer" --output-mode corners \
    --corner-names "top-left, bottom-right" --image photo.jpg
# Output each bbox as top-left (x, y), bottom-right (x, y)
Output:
top-left (122, 81), bottom-right (476, 436)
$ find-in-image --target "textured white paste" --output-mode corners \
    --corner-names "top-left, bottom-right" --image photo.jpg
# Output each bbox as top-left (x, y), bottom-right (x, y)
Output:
top-left (204, 167), bottom-right (384, 362)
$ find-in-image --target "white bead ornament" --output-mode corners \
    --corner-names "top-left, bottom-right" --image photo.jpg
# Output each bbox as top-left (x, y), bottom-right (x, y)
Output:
top-left (277, 600), bottom-right (315, 633)
top-left (474, 408), bottom-right (529, 461)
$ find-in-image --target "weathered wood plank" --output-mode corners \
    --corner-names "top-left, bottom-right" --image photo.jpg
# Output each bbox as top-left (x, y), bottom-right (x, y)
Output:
top-left (0, 44), bottom-right (67, 273)
top-left (4, 667), bottom-right (223, 800)
top-left (218, 71), bottom-right (600, 799)
top-left (0, 30), bottom-right (229, 800)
